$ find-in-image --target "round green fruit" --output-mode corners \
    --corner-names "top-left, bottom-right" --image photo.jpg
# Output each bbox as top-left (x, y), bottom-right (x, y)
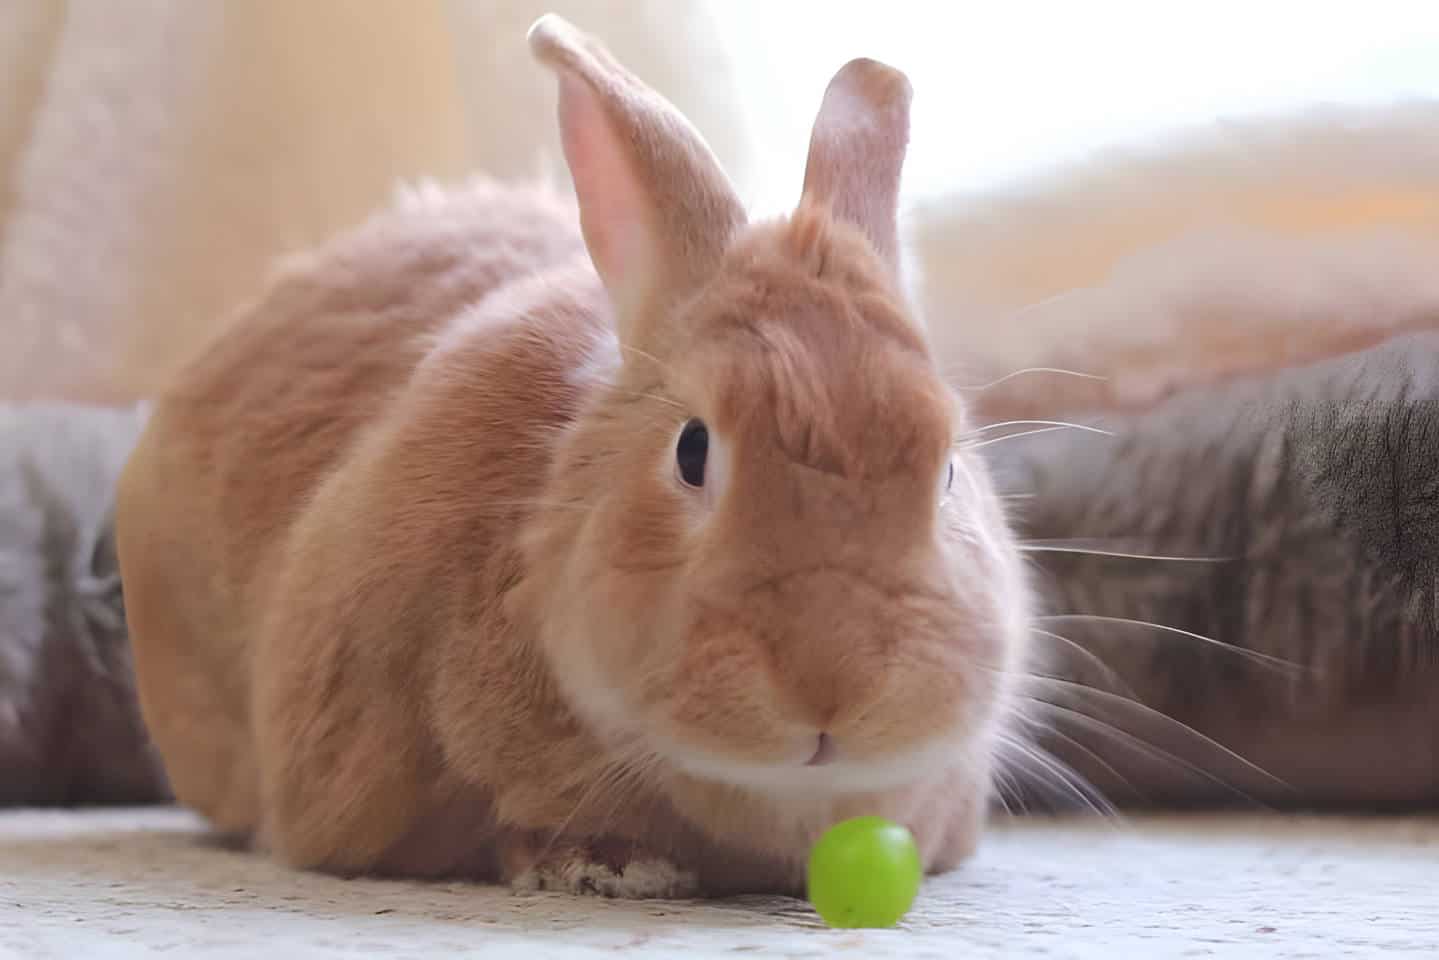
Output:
top-left (806, 816), bottom-right (922, 929)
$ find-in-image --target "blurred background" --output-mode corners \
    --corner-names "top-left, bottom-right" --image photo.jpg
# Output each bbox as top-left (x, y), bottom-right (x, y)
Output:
top-left (3, 0), bottom-right (1439, 406)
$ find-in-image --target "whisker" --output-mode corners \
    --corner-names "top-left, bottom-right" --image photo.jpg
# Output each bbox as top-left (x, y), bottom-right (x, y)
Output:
top-left (1036, 613), bottom-right (1308, 674)
top-left (988, 768), bottom-right (1023, 816)
top-left (1025, 697), bottom-right (1271, 809)
top-left (1024, 675), bottom-right (1294, 795)
top-left (589, 753), bottom-right (664, 844)
top-left (992, 732), bottom-right (1115, 816)
top-left (956, 367), bottom-right (1109, 392)
top-left (1028, 627), bottom-right (1137, 698)
top-left (1019, 542), bottom-right (1229, 563)
top-left (539, 746), bottom-right (658, 862)
top-left (966, 426), bottom-right (1074, 449)
top-left (542, 765), bottom-right (627, 853)
top-left (618, 344), bottom-right (675, 375)
top-left (1029, 718), bottom-right (1147, 806)
top-left (605, 388), bottom-right (686, 410)
top-left (969, 419), bottom-right (1114, 436)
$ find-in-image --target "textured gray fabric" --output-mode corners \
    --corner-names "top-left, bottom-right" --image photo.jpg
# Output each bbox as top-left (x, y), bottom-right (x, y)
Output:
top-left (991, 331), bottom-right (1439, 811)
top-left (8, 329), bottom-right (1439, 812)
top-left (0, 403), bottom-right (168, 804)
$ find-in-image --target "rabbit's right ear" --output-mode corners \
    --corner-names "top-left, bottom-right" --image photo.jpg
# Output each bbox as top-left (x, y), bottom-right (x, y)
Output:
top-left (801, 58), bottom-right (912, 277)
top-left (528, 15), bottom-right (746, 349)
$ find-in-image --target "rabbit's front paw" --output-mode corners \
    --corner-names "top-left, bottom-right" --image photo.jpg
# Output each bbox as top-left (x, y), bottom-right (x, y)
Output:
top-left (508, 838), bottom-right (698, 899)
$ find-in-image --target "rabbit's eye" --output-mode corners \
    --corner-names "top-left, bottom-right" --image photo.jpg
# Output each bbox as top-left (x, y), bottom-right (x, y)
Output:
top-left (676, 418), bottom-right (709, 488)
top-left (940, 456), bottom-right (958, 502)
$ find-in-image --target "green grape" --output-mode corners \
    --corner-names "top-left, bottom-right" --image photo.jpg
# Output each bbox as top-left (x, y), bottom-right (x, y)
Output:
top-left (806, 816), bottom-right (922, 928)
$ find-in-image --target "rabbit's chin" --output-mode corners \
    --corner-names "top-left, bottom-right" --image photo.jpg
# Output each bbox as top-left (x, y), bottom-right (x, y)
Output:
top-left (659, 735), bottom-right (970, 797)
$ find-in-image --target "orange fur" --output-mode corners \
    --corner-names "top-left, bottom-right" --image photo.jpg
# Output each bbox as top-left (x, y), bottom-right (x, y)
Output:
top-left (116, 14), bottom-right (1030, 897)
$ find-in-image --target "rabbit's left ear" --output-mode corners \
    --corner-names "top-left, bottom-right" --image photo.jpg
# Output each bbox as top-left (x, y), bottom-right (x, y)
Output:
top-left (800, 58), bottom-right (913, 276)
top-left (528, 14), bottom-right (746, 345)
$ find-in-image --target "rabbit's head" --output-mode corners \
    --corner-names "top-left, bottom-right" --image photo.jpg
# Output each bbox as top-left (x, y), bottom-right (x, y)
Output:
top-left (517, 15), bottom-right (1030, 798)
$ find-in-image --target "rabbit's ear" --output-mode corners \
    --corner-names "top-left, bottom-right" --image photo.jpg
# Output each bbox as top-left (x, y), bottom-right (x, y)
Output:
top-left (800, 58), bottom-right (912, 276)
top-left (528, 15), bottom-right (746, 346)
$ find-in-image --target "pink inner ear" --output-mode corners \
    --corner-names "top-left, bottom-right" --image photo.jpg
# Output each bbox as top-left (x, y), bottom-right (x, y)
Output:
top-left (556, 72), bottom-right (649, 306)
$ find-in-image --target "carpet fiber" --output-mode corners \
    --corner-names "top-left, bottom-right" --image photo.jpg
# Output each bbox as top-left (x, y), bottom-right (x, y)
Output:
top-left (3, 808), bottom-right (1434, 957)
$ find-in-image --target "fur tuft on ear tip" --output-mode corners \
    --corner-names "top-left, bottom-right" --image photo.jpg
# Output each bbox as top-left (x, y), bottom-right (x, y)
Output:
top-left (801, 55), bottom-right (915, 276)
top-left (526, 13), bottom-right (575, 61)
top-left (829, 57), bottom-right (914, 116)
top-left (527, 13), bottom-right (617, 87)
top-left (523, 9), bottom-right (746, 342)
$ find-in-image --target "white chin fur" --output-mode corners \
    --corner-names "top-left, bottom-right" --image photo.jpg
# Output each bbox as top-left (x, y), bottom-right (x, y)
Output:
top-left (668, 737), bottom-right (964, 796)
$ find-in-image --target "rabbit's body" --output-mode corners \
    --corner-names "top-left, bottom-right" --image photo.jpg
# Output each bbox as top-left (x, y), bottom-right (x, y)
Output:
top-left (117, 18), bottom-right (1026, 896)
top-left (118, 179), bottom-right (595, 870)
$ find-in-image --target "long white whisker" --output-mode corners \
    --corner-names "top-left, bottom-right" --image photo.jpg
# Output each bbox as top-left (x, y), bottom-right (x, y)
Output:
top-left (1028, 627), bottom-right (1136, 697)
top-left (957, 367), bottom-right (1109, 392)
top-left (1027, 717), bottom-right (1146, 805)
top-left (1025, 675), bottom-right (1294, 794)
top-left (969, 426), bottom-right (1088, 449)
top-left (618, 343), bottom-right (674, 375)
top-left (970, 419), bottom-right (1113, 436)
top-left (1026, 697), bottom-right (1270, 809)
top-left (993, 732), bottom-right (1115, 816)
top-left (587, 753), bottom-right (664, 851)
top-left (989, 768), bottom-right (1024, 816)
top-left (1019, 543), bottom-right (1228, 563)
top-left (540, 746), bottom-right (657, 862)
top-left (1037, 613), bottom-right (1308, 674)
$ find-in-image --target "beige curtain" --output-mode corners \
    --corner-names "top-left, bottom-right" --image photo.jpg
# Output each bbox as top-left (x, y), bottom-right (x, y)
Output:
top-left (907, 102), bottom-right (1439, 416)
top-left (0, 0), bottom-right (752, 404)
top-left (5, 1), bottom-right (1437, 414)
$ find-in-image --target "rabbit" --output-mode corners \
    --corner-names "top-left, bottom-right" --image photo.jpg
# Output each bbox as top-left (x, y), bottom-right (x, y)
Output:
top-left (115, 14), bottom-right (1032, 897)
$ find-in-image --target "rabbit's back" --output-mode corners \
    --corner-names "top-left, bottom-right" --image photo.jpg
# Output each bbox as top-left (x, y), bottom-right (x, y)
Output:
top-left (116, 179), bottom-right (585, 832)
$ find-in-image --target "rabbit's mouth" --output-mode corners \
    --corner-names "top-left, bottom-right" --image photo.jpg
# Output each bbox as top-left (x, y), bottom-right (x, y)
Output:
top-left (804, 732), bottom-right (838, 766)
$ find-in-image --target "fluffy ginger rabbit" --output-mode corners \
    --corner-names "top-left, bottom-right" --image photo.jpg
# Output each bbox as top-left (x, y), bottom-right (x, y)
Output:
top-left (115, 14), bottom-right (1031, 898)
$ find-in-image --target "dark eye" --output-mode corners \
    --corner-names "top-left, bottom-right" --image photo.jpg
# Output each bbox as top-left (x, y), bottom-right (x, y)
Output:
top-left (676, 419), bottom-right (709, 488)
